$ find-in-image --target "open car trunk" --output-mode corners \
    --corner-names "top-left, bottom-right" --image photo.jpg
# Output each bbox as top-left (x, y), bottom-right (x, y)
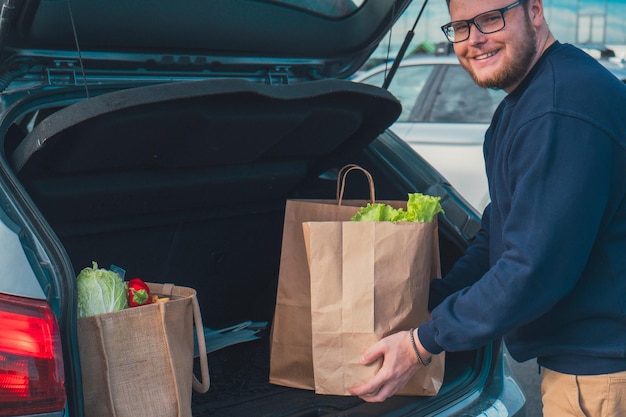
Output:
top-left (6, 78), bottom-right (491, 417)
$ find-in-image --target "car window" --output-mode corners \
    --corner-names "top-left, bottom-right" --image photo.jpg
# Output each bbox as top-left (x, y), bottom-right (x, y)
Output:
top-left (360, 64), bottom-right (436, 122)
top-left (429, 65), bottom-right (506, 123)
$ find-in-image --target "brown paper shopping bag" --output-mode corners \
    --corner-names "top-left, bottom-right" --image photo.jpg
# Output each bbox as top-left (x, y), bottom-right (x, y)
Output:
top-left (269, 165), bottom-right (376, 390)
top-left (77, 283), bottom-right (210, 417)
top-left (302, 168), bottom-right (444, 396)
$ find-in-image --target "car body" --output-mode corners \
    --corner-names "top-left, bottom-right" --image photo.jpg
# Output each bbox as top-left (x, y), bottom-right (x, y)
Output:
top-left (0, 1), bottom-right (526, 416)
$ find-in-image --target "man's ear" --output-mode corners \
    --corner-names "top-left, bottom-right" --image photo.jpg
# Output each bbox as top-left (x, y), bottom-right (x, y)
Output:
top-left (528, 0), bottom-right (546, 26)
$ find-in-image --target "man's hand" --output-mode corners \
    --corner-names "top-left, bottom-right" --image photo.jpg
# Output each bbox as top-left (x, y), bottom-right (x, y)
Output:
top-left (349, 329), bottom-right (432, 402)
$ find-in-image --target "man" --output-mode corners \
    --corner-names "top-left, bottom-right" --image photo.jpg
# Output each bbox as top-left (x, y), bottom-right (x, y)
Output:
top-left (350, 0), bottom-right (626, 415)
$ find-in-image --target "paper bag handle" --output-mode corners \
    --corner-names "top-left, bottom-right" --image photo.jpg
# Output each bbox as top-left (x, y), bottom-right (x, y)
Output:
top-left (336, 164), bottom-right (376, 206)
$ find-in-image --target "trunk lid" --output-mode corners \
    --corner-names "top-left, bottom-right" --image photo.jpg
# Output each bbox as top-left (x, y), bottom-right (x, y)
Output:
top-left (0, 0), bottom-right (413, 85)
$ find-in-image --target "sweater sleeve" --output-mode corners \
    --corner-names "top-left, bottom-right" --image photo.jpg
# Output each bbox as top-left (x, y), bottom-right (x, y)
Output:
top-left (419, 111), bottom-right (616, 354)
top-left (428, 205), bottom-right (491, 310)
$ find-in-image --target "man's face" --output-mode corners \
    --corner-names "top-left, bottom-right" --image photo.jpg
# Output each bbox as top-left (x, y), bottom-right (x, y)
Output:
top-left (448, 0), bottom-right (538, 92)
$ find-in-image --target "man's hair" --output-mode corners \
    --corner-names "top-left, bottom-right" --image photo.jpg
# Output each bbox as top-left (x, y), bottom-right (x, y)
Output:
top-left (445, 1), bottom-right (531, 16)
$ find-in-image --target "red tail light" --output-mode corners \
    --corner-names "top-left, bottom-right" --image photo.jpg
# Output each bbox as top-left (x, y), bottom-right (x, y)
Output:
top-left (0, 293), bottom-right (65, 416)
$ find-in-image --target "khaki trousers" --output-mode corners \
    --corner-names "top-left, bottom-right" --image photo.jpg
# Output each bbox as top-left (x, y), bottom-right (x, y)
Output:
top-left (541, 368), bottom-right (626, 417)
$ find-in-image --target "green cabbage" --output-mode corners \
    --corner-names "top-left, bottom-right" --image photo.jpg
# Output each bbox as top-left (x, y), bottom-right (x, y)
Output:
top-left (351, 193), bottom-right (443, 223)
top-left (77, 262), bottom-right (128, 317)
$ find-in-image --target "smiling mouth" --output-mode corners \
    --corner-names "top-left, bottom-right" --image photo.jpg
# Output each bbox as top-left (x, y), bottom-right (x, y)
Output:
top-left (474, 50), bottom-right (500, 60)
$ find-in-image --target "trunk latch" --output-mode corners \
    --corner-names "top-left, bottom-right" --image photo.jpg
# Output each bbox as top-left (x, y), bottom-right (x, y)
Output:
top-left (46, 60), bottom-right (79, 85)
top-left (266, 66), bottom-right (291, 85)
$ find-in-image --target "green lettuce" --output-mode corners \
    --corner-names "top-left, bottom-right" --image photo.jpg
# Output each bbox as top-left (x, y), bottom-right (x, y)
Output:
top-left (351, 193), bottom-right (443, 223)
top-left (405, 192), bottom-right (444, 222)
top-left (77, 262), bottom-right (128, 317)
top-left (350, 203), bottom-right (403, 222)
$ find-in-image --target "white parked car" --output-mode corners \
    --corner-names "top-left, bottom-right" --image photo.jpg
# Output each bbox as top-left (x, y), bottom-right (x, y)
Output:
top-left (355, 52), bottom-right (626, 213)
top-left (354, 55), bottom-right (507, 212)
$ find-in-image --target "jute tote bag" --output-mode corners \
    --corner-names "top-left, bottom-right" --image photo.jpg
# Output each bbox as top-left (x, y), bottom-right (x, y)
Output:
top-left (77, 283), bottom-right (210, 417)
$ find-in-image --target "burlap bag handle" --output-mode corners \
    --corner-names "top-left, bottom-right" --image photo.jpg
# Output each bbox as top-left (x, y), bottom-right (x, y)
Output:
top-left (160, 284), bottom-right (210, 393)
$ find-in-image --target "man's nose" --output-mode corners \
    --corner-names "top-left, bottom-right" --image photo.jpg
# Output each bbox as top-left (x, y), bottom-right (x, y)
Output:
top-left (467, 23), bottom-right (488, 45)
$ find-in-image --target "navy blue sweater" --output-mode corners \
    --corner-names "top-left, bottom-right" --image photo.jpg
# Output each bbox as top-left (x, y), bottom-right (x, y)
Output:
top-left (419, 42), bottom-right (626, 375)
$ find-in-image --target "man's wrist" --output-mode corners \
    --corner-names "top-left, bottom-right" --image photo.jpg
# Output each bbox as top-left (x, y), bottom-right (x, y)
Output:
top-left (417, 323), bottom-right (445, 355)
top-left (409, 328), bottom-right (432, 366)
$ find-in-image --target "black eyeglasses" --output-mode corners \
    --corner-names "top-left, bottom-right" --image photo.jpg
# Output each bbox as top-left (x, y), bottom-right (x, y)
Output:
top-left (441, 0), bottom-right (523, 43)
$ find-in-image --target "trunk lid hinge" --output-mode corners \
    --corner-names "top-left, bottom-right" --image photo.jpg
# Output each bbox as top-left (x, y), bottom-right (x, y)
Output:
top-left (266, 66), bottom-right (291, 85)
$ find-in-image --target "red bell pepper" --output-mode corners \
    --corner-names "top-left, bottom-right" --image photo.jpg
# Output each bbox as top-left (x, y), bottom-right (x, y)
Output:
top-left (127, 278), bottom-right (153, 307)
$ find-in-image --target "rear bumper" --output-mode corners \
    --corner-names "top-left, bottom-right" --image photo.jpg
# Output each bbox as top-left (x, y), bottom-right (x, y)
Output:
top-left (446, 349), bottom-right (527, 417)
